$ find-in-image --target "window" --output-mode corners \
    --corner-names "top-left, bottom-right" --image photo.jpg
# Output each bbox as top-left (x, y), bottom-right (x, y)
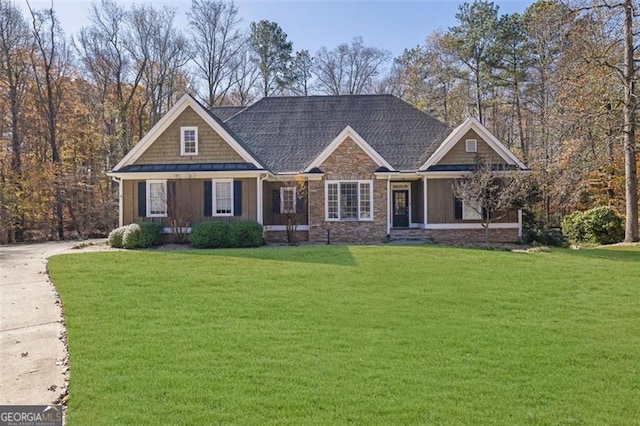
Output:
top-left (462, 200), bottom-right (482, 220)
top-left (326, 180), bottom-right (373, 221)
top-left (213, 179), bottom-right (233, 216)
top-left (181, 126), bottom-right (198, 156)
top-left (465, 139), bottom-right (477, 153)
top-left (280, 187), bottom-right (297, 214)
top-left (147, 180), bottom-right (167, 217)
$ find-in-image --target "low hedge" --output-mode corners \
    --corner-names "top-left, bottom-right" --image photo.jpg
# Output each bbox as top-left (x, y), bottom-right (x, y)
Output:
top-left (191, 221), bottom-right (263, 249)
top-left (107, 222), bottom-right (165, 249)
top-left (562, 206), bottom-right (624, 245)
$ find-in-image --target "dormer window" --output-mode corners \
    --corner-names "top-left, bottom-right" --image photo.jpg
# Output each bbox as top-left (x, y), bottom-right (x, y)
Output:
top-left (181, 126), bottom-right (198, 156)
top-left (465, 139), bottom-right (477, 153)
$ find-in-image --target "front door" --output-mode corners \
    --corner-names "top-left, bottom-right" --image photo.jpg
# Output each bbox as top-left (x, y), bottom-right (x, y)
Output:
top-left (392, 190), bottom-right (409, 228)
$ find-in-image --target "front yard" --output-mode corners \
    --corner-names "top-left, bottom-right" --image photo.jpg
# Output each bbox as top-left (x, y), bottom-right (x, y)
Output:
top-left (48, 245), bottom-right (640, 424)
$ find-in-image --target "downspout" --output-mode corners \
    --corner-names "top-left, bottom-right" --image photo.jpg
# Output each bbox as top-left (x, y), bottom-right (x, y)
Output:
top-left (111, 177), bottom-right (123, 228)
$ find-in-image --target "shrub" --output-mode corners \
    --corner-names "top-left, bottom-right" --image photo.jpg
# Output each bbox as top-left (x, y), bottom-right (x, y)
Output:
top-left (138, 222), bottom-right (165, 247)
top-left (191, 221), bottom-right (263, 249)
top-left (122, 224), bottom-right (143, 249)
top-left (562, 206), bottom-right (624, 245)
top-left (107, 226), bottom-right (126, 248)
top-left (522, 210), bottom-right (565, 247)
top-left (231, 222), bottom-right (263, 248)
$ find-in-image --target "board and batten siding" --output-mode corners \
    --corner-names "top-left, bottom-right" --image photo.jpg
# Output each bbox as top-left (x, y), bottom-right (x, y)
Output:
top-left (437, 130), bottom-right (504, 165)
top-left (263, 181), bottom-right (309, 226)
top-left (122, 178), bottom-right (257, 226)
top-left (135, 106), bottom-right (244, 165)
top-left (427, 178), bottom-right (517, 224)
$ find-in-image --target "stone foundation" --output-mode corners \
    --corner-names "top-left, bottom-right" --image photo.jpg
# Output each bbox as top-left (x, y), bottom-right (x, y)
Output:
top-left (264, 230), bottom-right (309, 244)
top-left (427, 227), bottom-right (519, 244)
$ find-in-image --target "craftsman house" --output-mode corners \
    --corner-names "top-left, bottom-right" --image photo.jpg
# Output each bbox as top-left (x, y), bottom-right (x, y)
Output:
top-left (107, 94), bottom-right (527, 244)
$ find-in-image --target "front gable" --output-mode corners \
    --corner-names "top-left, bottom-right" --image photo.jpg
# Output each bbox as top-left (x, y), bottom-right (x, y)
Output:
top-left (305, 126), bottom-right (393, 175)
top-left (135, 106), bottom-right (244, 164)
top-left (421, 117), bottom-right (526, 171)
top-left (112, 94), bottom-right (262, 171)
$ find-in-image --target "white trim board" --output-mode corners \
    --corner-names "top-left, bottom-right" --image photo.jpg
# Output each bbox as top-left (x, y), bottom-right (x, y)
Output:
top-left (113, 94), bottom-right (263, 171)
top-left (420, 117), bottom-right (527, 171)
top-left (305, 126), bottom-right (393, 172)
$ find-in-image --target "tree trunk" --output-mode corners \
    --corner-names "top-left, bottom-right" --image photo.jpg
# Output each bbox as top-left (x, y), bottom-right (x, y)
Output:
top-left (623, 0), bottom-right (639, 242)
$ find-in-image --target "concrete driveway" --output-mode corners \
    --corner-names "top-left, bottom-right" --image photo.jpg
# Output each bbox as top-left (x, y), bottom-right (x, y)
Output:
top-left (0, 240), bottom-right (106, 405)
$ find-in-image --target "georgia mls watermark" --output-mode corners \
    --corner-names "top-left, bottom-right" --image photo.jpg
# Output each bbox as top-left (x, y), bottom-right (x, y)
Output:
top-left (0, 405), bottom-right (62, 426)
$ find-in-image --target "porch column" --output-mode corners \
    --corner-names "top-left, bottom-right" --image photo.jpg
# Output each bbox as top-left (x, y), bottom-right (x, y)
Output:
top-left (518, 209), bottom-right (523, 238)
top-left (256, 176), bottom-right (263, 225)
top-left (386, 177), bottom-right (391, 235)
top-left (423, 176), bottom-right (428, 227)
top-left (118, 178), bottom-right (124, 227)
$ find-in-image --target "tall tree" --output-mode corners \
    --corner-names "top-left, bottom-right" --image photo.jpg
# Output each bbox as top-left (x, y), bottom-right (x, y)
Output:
top-left (129, 4), bottom-right (190, 126)
top-left (314, 36), bottom-right (390, 95)
top-left (228, 40), bottom-right (259, 105)
top-left (248, 20), bottom-right (294, 97)
top-left (75, 0), bottom-right (146, 165)
top-left (495, 13), bottom-right (530, 161)
top-left (27, 2), bottom-right (70, 239)
top-left (444, 0), bottom-right (500, 123)
top-left (290, 49), bottom-right (313, 96)
top-left (0, 0), bottom-right (30, 240)
top-left (188, 0), bottom-right (243, 106)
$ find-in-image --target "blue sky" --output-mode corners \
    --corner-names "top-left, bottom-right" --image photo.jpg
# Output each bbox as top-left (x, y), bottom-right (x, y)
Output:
top-left (23, 0), bottom-right (533, 58)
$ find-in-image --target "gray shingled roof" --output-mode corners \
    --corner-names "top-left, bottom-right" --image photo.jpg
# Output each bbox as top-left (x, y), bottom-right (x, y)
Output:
top-left (223, 95), bottom-right (452, 172)
top-left (210, 106), bottom-right (246, 122)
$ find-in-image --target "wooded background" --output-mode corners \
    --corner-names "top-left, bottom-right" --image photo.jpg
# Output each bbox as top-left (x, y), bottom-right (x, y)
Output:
top-left (1, 0), bottom-right (638, 243)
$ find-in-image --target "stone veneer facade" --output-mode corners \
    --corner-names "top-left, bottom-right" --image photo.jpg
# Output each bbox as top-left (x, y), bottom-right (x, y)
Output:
top-left (427, 228), bottom-right (519, 244)
top-left (308, 137), bottom-right (388, 244)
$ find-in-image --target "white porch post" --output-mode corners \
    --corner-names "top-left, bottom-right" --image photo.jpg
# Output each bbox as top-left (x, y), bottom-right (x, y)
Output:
top-left (518, 209), bottom-right (523, 238)
top-left (423, 176), bottom-right (428, 227)
top-left (386, 177), bottom-right (391, 235)
top-left (257, 176), bottom-right (263, 225)
top-left (118, 178), bottom-right (123, 227)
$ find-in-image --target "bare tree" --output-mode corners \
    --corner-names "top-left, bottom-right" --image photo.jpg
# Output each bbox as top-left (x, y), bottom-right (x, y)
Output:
top-left (75, 0), bottom-right (147, 161)
top-left (453, 155), bottom-right (531, 245)
top-left (228, 40), bottom-right (259, 105)
top-left (27, 2), bottom-right (70, 239)
top-left (314, 36), bottom-right (390, 95)
top-left (128, 4), bottom-right (190, 126)
top-left (188, 0), bottom-right (243, 107)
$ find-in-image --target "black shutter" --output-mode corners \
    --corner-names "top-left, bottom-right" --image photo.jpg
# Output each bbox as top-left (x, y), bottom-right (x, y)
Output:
top-left (233, 180), bottom-right (242, 217)
top-left (272, 189), bottom-right (281, 214)
top-left (167, 181), bottom-right (176, 217)
top-left (138, 181), bottom-right (146, 217)
top-left (454, 198), bottom-right (463, 220)
top-left (482, 207), bottom-right (489, 221)
top-left (204, 181), bottom-right (212, 217)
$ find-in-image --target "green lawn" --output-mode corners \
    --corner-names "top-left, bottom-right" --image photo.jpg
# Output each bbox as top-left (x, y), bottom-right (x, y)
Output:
top-left (48, 245), bottom-right (640, 425)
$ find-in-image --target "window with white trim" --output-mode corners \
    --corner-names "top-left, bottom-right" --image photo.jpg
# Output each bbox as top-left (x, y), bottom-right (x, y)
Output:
top-left (280, 187), bottom-right (296, 214)
top-left (462, 200), bottom-right (482, 220)
top-left (213, 179), bottom-right (233, 216)
top-left (326, 180), bottom-right (373, 221)
top-left (465, 139), bottom-right (477, 153)
top-left (181, 126), bottom-right (198, 156)
top-left (147, 180), bottom-right (167, 217)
